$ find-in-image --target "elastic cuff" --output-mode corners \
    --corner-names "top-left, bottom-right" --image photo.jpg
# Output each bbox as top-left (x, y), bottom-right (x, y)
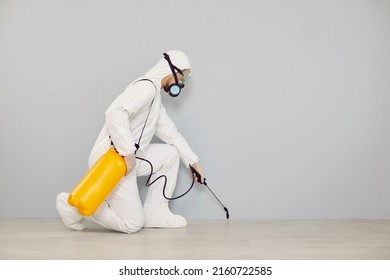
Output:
top-left (117, 148), bottom-right (136, 157)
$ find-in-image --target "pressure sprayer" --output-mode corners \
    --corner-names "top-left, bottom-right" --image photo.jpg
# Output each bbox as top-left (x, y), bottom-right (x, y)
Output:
top-left (68, 148), bottom-right (230, 219)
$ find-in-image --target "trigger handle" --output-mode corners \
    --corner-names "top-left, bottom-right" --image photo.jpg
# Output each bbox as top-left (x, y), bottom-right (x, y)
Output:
top-left (189, 165), bottom-right (203, 184)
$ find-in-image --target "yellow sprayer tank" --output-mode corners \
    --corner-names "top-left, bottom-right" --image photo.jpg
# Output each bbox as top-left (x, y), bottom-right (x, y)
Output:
top-left (68, 148), bottom-right (126, 216)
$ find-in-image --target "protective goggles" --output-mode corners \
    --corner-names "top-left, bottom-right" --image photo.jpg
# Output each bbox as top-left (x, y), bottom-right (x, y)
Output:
top-left (163, 53), bottom-right (190, 97)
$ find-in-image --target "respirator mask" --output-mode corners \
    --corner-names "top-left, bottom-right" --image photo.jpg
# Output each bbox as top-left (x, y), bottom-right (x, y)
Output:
top-left (163, 52), bottom-right (191, 97)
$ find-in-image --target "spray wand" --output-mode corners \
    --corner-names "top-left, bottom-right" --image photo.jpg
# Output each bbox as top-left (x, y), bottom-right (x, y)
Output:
top-left (189, 165), bottom-right (230, 219)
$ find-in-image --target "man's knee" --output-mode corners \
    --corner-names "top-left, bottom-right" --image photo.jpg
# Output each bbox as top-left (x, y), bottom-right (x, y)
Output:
top-left (121, 214), bottom-right (145, 234)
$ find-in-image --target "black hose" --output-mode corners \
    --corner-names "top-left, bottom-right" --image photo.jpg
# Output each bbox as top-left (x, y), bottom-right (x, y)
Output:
top-left (135, 156), bottom-right (196, 200)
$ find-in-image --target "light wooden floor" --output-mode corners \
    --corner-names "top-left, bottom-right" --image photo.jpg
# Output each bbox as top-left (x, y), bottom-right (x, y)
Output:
top-left (0, 219), bottom-right (389, 260)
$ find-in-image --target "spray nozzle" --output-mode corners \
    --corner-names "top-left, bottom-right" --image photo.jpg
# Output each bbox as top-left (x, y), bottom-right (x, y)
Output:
top-left (224, 207), bottom-right (230, 219)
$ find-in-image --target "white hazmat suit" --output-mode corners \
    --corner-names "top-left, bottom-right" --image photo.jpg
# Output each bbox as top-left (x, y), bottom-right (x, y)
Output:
top-left (56, 50), bottom-right (198, 233)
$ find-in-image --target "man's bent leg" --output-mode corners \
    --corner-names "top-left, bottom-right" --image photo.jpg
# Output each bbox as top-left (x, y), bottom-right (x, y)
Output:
top-left (89, 170), bottom-right (145, 233)
top-left (137, 144), bottom-right (186, 228)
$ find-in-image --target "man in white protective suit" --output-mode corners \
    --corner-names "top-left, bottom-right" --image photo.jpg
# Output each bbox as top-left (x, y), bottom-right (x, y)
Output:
top-left (56, 50), bottom-right (205, 233)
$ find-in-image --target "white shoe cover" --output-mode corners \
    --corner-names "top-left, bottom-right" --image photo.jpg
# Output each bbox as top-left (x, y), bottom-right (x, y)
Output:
top-left (143, 203), bottom-right (187, 228)
top-left (56, 192), bottom-right (87, 231)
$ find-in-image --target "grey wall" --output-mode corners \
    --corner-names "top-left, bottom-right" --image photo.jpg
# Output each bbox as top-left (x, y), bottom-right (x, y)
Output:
top-left (1, 0), bottom-right (390, 219)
